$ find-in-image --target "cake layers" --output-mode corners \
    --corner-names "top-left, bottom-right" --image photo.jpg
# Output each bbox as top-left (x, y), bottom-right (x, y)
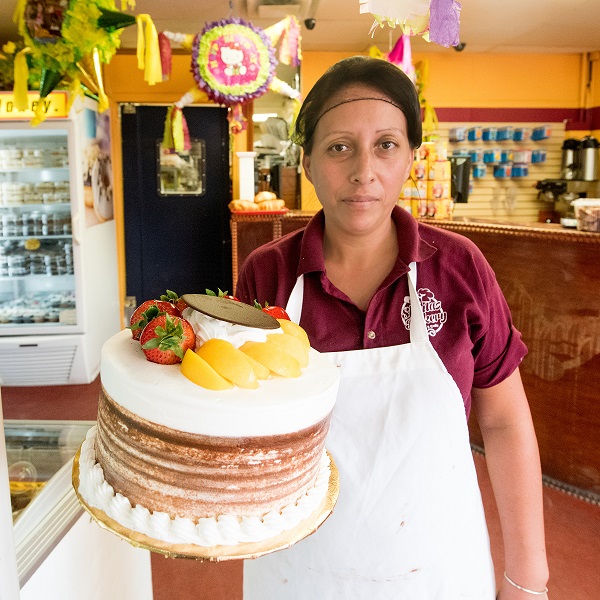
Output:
top-left (96, 387), bottom-right (331, 518)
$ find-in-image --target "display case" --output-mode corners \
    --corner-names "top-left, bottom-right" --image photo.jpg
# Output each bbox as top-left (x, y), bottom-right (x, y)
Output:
top-left (5, 419), bottom-right (93, 585)
top-left (0, 92), bottom-right (120, 385)
top-left (0, 127), bottom-right (77, 332)
top-left (1, 418), bottom-right (153, 598)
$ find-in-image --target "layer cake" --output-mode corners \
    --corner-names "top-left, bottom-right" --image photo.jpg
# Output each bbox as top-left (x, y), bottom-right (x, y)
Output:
top-left (76, 312), bottom-right (339, 547)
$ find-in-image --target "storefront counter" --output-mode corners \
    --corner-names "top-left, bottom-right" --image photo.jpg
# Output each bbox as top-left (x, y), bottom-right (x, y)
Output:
top-left (230, 212), bottom-right (600, 496)
top-left (424, 218), bottom-right (600, 497)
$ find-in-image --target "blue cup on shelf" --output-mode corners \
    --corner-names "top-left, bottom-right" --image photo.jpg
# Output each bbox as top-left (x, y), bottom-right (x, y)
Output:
top-left (531, 125), bottom-right (552, 141)
top-left (449, 127), bottom-right (466, 142)
top-left (469, 148), bottom-right (483, 163)
top-left (482, 127), bottom-right (497, 142)
top-left (494, 163), bottom-right (512, 178)
top-left (497, 127), bottom-right (514, 141)
top-left (467, 127), bottom-right (482, 141)
top-left (472, 163), bottom-right (487, 178)
top-left (513, 128), bottom-right (530, 142)
top-left (511, 163), bottom-right (529, 178)
top-left (483, 148), bottom-right (501, 163)
top-left (531, 149), bottom-right (547, 163)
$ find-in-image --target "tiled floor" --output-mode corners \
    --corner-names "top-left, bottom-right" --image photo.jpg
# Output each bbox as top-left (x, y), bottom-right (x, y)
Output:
top-left (2, 378), bottom-right (599, 599)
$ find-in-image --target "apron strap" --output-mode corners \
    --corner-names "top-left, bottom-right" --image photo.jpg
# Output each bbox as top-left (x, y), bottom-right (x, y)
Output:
top-left (407, 262), bottom-right (429, 343)
top-left (285, 274), bottom-right (305, 324)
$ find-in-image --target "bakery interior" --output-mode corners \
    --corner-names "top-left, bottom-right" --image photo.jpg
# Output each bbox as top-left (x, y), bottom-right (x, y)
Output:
top-left (1, 0), bottom-right (600, 597)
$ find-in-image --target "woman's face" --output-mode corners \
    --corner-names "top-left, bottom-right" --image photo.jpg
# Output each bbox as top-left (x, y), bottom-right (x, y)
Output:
top-left (303, 84), bottom-right (414, 238)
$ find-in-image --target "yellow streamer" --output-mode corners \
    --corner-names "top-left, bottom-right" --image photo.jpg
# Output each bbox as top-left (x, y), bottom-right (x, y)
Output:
top-left (369, 45), bottom-right (385, 60)
top-left (422, 100), bottom-right (439, 136)
top-left (172, 108), bottom-right (184, 153)
top-left (136, 14), bottom-right (162, 86)
top-left (66, 76), bottom-right (83, 113)
top-left (31, 98), bottom-right (46, 126)
top-left (92, 47), bottom-right (109, 112)
top-left (12, 0), bottom-right (27, 25)
top-left (13, 48), bottom-right (30, 111)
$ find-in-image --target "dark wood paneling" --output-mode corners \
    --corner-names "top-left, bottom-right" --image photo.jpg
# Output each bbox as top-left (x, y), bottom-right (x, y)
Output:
top-left (430, 220), bottom-right (600, 494)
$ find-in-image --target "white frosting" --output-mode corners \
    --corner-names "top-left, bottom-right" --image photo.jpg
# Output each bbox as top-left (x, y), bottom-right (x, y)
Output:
top-left (77, 426), bottom-right (332, 547)
top-left (183, 307), bottom-right (281, 348)
top-left (101, 329), bottom-right (340, 437)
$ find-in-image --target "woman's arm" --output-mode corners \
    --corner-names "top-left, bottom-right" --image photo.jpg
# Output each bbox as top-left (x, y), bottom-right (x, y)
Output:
top-left (472, 368), bottom-right (549, 599)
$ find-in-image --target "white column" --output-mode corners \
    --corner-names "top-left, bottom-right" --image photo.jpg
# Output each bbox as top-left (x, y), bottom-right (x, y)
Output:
top-left (236, 151), bottom-right (257, 201)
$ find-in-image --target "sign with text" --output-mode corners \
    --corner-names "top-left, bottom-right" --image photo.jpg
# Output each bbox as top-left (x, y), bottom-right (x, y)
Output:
top-left (0, 91), bottom-right (69, 120)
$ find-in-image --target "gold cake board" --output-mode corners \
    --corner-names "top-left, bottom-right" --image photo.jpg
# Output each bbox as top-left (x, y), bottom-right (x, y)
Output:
top-left (72, 446), bottom-right (339, 562)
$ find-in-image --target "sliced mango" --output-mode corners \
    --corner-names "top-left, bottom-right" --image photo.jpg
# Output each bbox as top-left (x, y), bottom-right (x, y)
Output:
top-left (267, 333), bottom-right (309, 368)
top-left (196, 338), bottom-right (259, 389)
top-left (239, 341), bottom-right (301, 378)
top-left (181, 349), bottom-right (233, 390)
top-left (240, 352), bottom-right (271, 380)
top-left (277, 319), bottom-right (310, 348)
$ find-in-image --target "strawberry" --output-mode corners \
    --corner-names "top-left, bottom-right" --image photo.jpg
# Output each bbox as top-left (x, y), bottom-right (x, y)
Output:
top-left (254, 300), bottom-right (290, 321)
top-left (129, 300), bottom-right (181, 340)
top-left (140, 314), bottom-right (195, 364)
top-left (206, 288), bottom-right (240, 302)
top-left (160, 289), bottom-right (189, 313)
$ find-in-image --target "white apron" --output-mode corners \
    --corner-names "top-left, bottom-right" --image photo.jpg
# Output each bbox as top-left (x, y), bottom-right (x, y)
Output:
top-left (243, 264), bottom-right (496, 599)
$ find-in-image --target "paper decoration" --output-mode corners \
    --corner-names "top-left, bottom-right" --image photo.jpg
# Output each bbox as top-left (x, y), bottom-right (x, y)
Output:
top-left (12, 0), bottom-right (160, 124)
top-left (191, 18), bottom-right (276, 106)
top-left (162, 15), bottom-right (302, 139)
top-left (360, 0), bottom-right (461, 48)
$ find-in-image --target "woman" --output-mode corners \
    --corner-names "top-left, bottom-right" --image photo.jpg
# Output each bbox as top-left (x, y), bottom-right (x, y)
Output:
top-left (237, 56), bottom-right (549, 599)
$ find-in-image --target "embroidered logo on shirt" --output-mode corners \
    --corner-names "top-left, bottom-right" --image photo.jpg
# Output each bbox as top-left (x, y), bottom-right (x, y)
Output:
top-left (401, 288), bottom-right (447, 336)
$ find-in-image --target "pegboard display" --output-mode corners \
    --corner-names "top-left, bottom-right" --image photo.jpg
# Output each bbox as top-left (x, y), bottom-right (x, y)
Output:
top-left (438, 121), bottom-right (565, 222)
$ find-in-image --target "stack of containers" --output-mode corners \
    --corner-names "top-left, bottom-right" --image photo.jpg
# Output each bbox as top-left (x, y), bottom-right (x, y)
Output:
top-left (399, 141), bottom-right (453, 219)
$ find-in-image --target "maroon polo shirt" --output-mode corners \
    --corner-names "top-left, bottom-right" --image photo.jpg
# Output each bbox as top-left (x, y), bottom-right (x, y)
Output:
top-left (235, 207), bottom-right (527, 417)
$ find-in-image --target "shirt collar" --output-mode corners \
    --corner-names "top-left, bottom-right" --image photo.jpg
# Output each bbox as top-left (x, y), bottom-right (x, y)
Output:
top-left (297, 207), bottom-right (437, 277)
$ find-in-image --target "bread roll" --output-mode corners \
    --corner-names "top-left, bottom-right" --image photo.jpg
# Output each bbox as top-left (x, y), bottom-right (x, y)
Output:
top-left (228, 199), bottom-right (259, 211)
top-left (254, 191), bottom-right (277, 203)
top-left (257, 199), bottom-right (286, 211)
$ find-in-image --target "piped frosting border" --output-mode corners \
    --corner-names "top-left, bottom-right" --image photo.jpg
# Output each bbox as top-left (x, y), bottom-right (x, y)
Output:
top-left (76, 426), bottom-right (331, 547)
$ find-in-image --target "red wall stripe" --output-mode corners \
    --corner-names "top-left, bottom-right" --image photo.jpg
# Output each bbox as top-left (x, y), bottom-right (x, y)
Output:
top-left (430, 107), bottom-right (600, 130)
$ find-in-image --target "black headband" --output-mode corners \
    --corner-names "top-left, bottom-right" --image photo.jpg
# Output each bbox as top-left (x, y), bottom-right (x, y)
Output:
top-left (315, 96), bottom-right (404, 126)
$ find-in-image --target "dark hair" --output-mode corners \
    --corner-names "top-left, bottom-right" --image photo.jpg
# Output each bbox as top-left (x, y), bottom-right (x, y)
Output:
top-left (293, 56), bottom-right (422, 154)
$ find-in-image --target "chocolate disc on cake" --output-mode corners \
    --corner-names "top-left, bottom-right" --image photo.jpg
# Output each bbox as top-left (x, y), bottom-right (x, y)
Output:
top-left (182, 294), bottom-right (280, 329)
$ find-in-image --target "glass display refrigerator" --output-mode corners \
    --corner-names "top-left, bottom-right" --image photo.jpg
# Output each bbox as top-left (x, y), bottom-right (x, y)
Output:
top-left (0, 413), bottom-right (152, 598)
top-left (0, 92), bottom-right (120, 385)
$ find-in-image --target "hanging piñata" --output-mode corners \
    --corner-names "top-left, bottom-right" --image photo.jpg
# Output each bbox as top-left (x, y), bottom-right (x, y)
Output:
top-left (161, 15), bottom-right (302, 138)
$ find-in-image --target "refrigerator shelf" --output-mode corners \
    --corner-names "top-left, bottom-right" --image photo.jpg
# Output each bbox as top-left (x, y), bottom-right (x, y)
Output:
top-left (0, 203), bottom-right (70, 209)
top-left (0, 168), bottom-right (69, 175)
top-left (0, 235), bottom-right (72, 241)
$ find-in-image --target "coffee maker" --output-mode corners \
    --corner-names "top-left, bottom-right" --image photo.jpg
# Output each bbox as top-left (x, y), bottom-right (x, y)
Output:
top-left (560, 138), bottom-right (580, 180)
top-left (561, 136), bottom-right (600, 181)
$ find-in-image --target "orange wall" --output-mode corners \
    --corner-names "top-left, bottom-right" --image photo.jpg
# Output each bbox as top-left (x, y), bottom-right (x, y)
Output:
top-left (301, 51), bottom-right (584, 109)
top-left (299, 50), bottom-right (592, 210)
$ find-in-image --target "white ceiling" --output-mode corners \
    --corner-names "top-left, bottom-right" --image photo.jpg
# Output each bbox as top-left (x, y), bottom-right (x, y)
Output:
top-left (1, 0), bottom-right (600, 55)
